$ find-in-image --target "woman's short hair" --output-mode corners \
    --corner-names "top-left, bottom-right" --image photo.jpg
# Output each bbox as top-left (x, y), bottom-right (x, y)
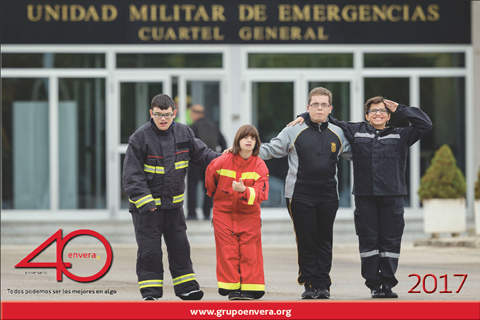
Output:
top-left (232, 124), bottom-right (261, 156)
top-left (364, 96), bottom-right (391, 115)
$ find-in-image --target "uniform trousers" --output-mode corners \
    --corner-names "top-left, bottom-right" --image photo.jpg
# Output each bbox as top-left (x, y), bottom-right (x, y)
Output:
top-left (213, 210), bottom-right (265, 299)
top-left (287, 198), bottom-right (339, 289)
top-left (354, 196), bottom-right (405, 289)
top-left (131, 207), bottom-right (200, 298)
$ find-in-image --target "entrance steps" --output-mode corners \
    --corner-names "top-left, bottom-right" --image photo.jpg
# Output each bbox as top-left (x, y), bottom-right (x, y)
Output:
top-left (1, 218), bottom-right (426, 245)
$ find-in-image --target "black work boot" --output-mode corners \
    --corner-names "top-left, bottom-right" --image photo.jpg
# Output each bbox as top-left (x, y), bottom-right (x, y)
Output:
top-left (178, 289), bottom-right (204, 300)
top-left (301, 281), bottom-right (317, 299)
top-left (382, 284), bottom-right (398, 298)
top-left (371, 286), bottom-right (386, 298)
top-left (316, 288), bottom-right (330, 299)
top-left (228, 291), bottom-right (242, 300)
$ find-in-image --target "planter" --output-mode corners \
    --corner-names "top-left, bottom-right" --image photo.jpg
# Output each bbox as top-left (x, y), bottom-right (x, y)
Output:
top-left (475, 200), bottom-right (480, 236)
top-left (423, 199), bottom-right (466, 235)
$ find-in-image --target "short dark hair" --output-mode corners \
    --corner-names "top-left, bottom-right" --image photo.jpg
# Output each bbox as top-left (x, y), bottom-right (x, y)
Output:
top-left (151, 94), bottom-right (175, 110)
top-left (364, 96), bottom-right (390, 115)
top-left (232, 125), bottom-right (261, 157)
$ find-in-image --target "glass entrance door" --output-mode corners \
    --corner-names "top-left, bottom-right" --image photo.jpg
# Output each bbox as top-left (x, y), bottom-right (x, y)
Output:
top-left (249, 79), bottom-right (354, 210)
top-left (364, 77), bottom-right (412, 207)
top-left (115, 76), bottom-right (225, 217)
top-left (308, 81), bottom-right (352, 208)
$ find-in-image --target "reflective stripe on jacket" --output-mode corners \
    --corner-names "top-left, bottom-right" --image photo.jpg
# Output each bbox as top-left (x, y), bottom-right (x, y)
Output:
top-left (123, 119), bottom-right (219, 213)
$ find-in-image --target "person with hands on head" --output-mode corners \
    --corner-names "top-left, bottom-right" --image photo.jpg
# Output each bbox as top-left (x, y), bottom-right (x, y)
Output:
top-left (290, 96), bottom-right (432, 299)
top-left (123, 93), bottom-right (221, 301)
top-left (223, 88), bottom-right (352, 300)
top-left (206, 125), bottom-right (269, 301)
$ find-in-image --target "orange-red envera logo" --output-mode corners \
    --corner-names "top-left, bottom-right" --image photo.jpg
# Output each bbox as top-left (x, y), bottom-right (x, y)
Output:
top-left (15, 229), bottom-right (113, 282)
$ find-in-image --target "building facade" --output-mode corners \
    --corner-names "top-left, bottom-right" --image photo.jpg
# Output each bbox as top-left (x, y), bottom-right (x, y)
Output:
top-left (2, 1), bottom-right (479, 223)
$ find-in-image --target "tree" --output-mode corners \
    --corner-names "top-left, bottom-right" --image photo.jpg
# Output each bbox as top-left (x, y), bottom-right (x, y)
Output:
top-left (418, 144), bottom-right (466, 201)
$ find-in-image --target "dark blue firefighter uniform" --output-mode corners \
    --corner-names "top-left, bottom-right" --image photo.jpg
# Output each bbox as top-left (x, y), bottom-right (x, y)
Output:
top-left (123, 119), bottom-right (219, 299)
top-left (328, 104), bottom-right (432, 289)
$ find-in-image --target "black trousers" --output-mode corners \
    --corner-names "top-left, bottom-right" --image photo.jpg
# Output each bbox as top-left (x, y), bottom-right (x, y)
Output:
top-left (187, 165), bottom-right (213, 219)
top-left (131, 207), bottom-right (200, 298)
top-left (286, 198), bottom-right (339, 289)
top-left (354, 196), bottom-right (405, 289)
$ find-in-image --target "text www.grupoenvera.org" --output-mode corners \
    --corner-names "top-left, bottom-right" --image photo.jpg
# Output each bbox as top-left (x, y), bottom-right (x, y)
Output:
top-left (190, 309), bottom-right (292, 318)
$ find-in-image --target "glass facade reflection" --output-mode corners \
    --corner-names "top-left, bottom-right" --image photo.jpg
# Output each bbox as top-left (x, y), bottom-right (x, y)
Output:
top-left (59, 78), bottom-right (106, 209)
top-left (2, 53), bottom-right (105, 68)
top-left (2, 78), bottom-right (50, 209)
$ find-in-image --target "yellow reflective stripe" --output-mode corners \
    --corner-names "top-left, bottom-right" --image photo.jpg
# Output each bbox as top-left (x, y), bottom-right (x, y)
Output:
top-left (175, 161), bottom-right (189, 169)
top-left (129, 194), bottom-right (154, 208)
top-left (247, 187), bottom-right (255, 205)
top-left (144, 164), bottom-right (155, 173)
top-left (218, 281), bottom-right (241, 290)
top-left (144, 164), bottom-right (164, 174)
top-left (173, 193), bottom-right (185, 203)
top-left (216, 169), bottom-right (236, 179)
top-left (139, 279), bottom-right (163, 289)
top-left (241, 172), bottom-right (261, 181)
top-left (241, 283), bottom-right (265, 291)
top-left (172, 273), bottom-right (196, 286)
top-left (154, 198), bottom-right (161, 206)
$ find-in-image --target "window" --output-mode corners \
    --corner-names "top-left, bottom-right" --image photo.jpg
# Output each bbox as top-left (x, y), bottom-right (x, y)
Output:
top-left (364, 53), bottom-right (465, 68)
top-left (59, 78), bottom-right (106, 209)
top-left (249, 53), bottom-right (353, 68)
top-left (2, 53), bottom-right (105, 68)
top-left (117, 53), bottom-right (222, 68)
top-left (2, 78), bottom-right (50, 209)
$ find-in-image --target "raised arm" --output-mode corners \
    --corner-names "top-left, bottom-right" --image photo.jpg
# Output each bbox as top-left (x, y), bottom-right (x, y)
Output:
top-left (188, 127), bottom-right (221, 169)
top-left (259, 126), bottom-right (297, 160)
top-left (385, 100), bottom-right (432, 147)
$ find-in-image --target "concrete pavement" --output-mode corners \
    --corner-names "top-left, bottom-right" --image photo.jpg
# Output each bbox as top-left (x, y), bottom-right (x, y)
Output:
top-left (2, 242), bottom-right (479, 301)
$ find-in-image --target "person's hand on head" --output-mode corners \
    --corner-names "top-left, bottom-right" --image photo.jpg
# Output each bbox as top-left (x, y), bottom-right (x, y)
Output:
top-left (384, 100), bottom-right (398, 113)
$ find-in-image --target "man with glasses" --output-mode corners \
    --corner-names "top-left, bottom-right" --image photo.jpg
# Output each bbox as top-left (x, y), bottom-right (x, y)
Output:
top-left (259, 87), bottom-right (352, 299)
top-left (291, 96), bottom-right (432, 298)
top-left (123, 94), bottom-right (220, 301)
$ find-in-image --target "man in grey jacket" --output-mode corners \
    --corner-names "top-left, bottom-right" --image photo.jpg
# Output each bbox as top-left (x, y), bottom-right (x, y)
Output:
top-left (260, 87), bottom-right (352, 299)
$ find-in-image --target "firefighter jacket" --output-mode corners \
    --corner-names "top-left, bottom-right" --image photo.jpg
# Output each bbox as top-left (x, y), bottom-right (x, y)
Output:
top-left (205, 153), bottom-right (269, 214)
top-left (302, 104), bottom-right (432, 196)
top-left (123, 119), bottom-right (219, 213)
top-left (259, 117), bottom-right (352, 203)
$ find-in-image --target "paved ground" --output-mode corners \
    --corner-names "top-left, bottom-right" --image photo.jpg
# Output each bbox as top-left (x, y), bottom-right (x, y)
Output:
top-left (2, 242), bottom-right (479, 301)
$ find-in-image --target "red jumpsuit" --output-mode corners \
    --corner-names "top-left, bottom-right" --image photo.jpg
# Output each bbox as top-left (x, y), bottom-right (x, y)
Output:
top-left (205, 153), bottom-right (269, 298)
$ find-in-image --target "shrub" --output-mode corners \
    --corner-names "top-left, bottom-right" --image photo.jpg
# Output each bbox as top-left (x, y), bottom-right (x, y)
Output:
top-left (418, 144), bottom-right (466, 201)
top-left (475, 166), bottom-right (480, 200)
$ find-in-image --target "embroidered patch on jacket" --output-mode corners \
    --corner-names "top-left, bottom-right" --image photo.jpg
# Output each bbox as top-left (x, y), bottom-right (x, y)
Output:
top-left (331, 142), bottom-right (336, 153)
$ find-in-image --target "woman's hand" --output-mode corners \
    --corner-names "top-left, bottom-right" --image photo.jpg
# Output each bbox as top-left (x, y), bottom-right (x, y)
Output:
top-left (232, 178), bottom-right (246, 192)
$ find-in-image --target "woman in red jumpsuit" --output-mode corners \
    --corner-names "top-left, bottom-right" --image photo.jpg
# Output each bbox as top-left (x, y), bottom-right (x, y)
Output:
top-left (206, 124), bottom-right (269, 300)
